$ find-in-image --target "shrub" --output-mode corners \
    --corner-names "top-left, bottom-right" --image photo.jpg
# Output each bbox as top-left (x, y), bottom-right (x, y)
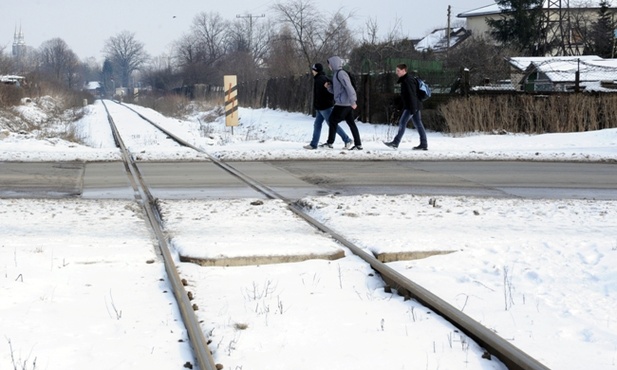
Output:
top-left (438, 93), bottom-right (617, 134)
top-left (134, 92), bottom-right (222, 119)
top-left (0, 84), bottom-right (24, 106)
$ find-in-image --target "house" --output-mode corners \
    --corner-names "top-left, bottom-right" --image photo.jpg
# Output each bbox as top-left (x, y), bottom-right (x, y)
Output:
top-left (84, 81), bottom-right (102, 96)
top-left (509, 56), bottom-right (617, 91)
top-left (414, 27), bottom-right (471, 53)
top-left (0, 75), bottom-right (26, 86)
top-left (457, 1), bottom-right (617, 56)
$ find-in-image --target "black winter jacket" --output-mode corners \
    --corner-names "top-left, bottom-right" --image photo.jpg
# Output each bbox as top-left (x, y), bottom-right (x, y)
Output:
top-left (398, 73), bottom-right (420, 113)
top-left (313, 72), bottom-right (335, 110)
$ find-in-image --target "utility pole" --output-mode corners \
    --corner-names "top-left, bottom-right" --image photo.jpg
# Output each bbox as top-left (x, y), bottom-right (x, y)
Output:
top-left (446, 5), bottom-right (451, 60)
top-left (611, 18), bottom-right (617, 58)
top-left (236, 13), bottom-right (265, 51)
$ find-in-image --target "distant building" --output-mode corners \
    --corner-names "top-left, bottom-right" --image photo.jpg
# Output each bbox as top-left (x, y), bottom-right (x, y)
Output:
top-left (84, 81), bottom-right (103, 96)
top-left (414, 27), bottom-right (471, 53)
top-left (12, 25), bottom-right (27, 59)
top-left (457, 1), bottom-right (617, 56)
top-left (509, 56), bottom-right (617, 92)
top-left (0, 75), bottom-right (26, 86)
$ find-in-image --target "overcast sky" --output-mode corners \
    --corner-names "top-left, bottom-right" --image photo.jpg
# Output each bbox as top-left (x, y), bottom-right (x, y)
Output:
top-left (1, 0), bottom-right (492, 61)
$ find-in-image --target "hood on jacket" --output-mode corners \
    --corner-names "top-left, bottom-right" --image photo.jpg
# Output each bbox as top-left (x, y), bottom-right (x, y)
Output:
top-left (327, 56), bottom-right (343, 71)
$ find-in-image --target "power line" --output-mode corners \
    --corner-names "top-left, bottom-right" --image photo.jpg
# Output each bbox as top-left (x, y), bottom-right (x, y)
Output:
top-left (236, 14), bottom-right (266, 50)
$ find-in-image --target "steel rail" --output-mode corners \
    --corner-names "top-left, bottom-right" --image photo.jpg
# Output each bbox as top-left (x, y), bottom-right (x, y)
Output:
top-left (102, 100), bottom-right (217, 370)
top-left (112, 99), bottom-right (550, 370)
top-left (287, 202), bottom-right (549, 370)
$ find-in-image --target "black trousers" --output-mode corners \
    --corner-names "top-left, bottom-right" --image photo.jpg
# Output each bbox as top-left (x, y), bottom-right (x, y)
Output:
top-left (327, 105), bottom-right (362, 146)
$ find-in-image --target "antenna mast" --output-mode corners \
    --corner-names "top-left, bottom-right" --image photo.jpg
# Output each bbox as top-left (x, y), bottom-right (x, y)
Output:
top-left (542, 0), bottom-right (578, 56)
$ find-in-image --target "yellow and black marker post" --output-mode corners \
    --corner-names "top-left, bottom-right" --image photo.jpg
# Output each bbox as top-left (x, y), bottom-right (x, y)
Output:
top-left (224, 75), bottom-right (238, 132)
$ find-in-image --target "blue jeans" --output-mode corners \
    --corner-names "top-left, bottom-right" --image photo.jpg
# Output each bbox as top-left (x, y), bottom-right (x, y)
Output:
top-left (392, 109), bottom-right (428, 148)
top-left (310, 107), bottom-right (351, 148)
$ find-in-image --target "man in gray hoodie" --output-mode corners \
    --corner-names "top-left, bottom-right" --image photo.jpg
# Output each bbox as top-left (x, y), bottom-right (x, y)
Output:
top-left (321, 56), bottom-right (363, 150)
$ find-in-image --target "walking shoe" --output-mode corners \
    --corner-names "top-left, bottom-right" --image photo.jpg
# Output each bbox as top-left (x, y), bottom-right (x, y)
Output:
top-left (383, 141), bottom-right (398, 149)
top-left (344, 141), bottom-right (354, 149)
top-left (413, 145), bottom-right (428, 151)
top-left (303, 144), bottom-right (316, 150)
top-left (348, 145), bottom-right (363, 150)
top-left (318, 143), bottom-right (333, 149)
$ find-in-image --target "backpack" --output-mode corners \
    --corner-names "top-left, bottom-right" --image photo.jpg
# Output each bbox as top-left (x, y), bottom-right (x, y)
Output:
top-left (336, 70), bottom-right (358, 92)
top-left (415, 77), bottom-right (431, 102)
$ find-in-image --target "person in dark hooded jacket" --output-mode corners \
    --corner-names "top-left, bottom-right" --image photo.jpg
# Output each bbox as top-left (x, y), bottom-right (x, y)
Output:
top-left (321, 56), bottom-right (363, 150)
top-left (384, 64), bottom-right (428, 150)
top-left (304, 63), bottom-right (353, 150)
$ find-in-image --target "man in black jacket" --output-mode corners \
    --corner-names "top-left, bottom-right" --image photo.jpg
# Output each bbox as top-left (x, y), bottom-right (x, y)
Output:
top-left (384, 64), bottom-right (428, 150)
top-left (303, 63), bottom-right (352, 150)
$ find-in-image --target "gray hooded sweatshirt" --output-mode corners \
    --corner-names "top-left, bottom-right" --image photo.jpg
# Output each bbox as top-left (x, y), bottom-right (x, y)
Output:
top-left (326, 56), bottom-right (357, 107)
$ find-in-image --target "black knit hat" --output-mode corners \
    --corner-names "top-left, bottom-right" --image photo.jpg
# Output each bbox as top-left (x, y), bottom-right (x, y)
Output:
top-left (311, 63), bottom-right (323, 72)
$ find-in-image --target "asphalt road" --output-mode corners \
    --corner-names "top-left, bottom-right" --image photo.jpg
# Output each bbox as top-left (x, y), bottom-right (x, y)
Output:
top-left (1, 160), bottom-right (615, 200)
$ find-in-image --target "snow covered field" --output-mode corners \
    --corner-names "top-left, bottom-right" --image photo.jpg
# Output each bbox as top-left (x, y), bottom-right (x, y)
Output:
top-left (1, 100), bottom-right (616, 369)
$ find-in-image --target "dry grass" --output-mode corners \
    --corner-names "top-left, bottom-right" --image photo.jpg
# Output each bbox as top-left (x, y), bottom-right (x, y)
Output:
top-left (135, 94), bottom-right (192, 118)
top-left (439, 93), bottom-right (617, 134)
top-left (0, 84), bottom-right (87, 144)
top-left (0, 84), bottom-right (24, 106)
top-left (32, 80), bottom-right (94, 110)
top-left (134, 93), bottom-right (223, 120)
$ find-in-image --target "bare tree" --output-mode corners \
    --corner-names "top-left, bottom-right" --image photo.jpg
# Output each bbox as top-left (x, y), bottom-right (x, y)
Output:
top-left (445, 36), bottom-right (515, 87)
top-left (38, 38), bottom-right (81, 88)
top-left (267, 25), bottom-right (305, 76)
top-left (174, 33), bottom-right (201, 84)
top-left (103, 31), bottom-right (149, 87)
top-left (192, 12), bottom-right (229, 65)
top-left (230, 15), bottom-right (272, 65)
top-left (362, 19), bottom-right (380, 45)
top-left (226, 15), bottom-right (273, 80)
top-left (272, 0), bottom-right (355, 68)
top-left (362, 16), bottom-right (405, 45)
top-left (320, 13), bottom-right (357, 60)
top-left (174, 33), bottom-right (198, 66)
top-left (81, 56), bottom-right (101, 83)
top-left (0, 46), bottom-right (14, 74)
top-left (349, 38), bottom-right (416, 75)
top-left (174, 12), bottom-right (230, 86)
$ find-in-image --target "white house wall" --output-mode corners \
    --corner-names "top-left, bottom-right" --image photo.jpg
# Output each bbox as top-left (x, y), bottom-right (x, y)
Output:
top-left (459, 3), bottom-right (617, 49)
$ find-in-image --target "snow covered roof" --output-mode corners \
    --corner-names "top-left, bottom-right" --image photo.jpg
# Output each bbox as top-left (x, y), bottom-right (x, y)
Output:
top-left (457, 3), bottom-right (501, 18)
top-left (515, 57), bottom-right (617, 92)
top-left (580, 80), bottom-right (617, 91)
top-left (0, 75), bottom-right (25, 83)
top-left (458, 0), bottom-right (611, 18)
top-left (415, 27), bottom-right (470, 52)
top-left (528, 59), bottom-right (617, 83)
top-left (85, 81), bottom-right (102, 90)
top-left (509, 55), bottom-right (602, 71)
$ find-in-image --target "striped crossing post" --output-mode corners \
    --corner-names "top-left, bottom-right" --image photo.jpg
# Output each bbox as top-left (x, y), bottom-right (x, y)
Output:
top-left (224, 75), bottom-right (238, 132)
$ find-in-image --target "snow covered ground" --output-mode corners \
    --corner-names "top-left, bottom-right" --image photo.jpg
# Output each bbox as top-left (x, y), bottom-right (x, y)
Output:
top-left (1, 99), bottom-right (616, 370)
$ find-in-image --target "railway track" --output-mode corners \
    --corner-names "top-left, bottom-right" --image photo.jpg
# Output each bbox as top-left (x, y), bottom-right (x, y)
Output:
top-left (102, 99), bottom-right (550, 370)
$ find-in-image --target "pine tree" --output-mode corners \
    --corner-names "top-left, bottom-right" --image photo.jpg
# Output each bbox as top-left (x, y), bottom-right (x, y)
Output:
top-left (486, 0), bottom-right (545, 56)
top-left (589, 0), bottom-right (616, 58)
